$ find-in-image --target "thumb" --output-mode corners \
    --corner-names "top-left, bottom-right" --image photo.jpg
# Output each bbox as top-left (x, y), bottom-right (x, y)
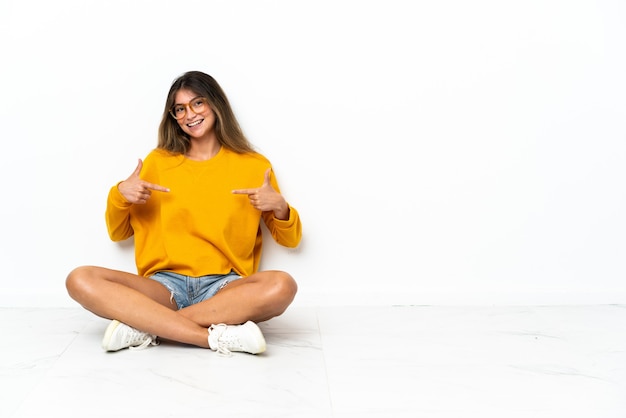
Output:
top-left (263, 168), bottom-right (272, 186)
top-left (131, 159), bottom-right (143, 178)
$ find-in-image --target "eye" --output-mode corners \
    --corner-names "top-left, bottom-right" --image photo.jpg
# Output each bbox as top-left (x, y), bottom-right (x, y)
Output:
top-left (174, 105), bottom-right (185, 114)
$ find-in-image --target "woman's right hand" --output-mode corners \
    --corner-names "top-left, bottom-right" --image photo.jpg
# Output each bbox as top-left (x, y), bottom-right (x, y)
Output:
top-left (118, 159), bottom-right (170, 204)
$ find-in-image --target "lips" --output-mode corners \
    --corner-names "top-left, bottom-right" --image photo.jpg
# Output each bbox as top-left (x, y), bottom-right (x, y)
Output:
top-left (187, 119), bottom-right (203, 127)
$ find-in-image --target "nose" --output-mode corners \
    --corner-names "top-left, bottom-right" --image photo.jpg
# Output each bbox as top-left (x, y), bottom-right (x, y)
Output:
top-left (183, 104), bottom-right (196, 119)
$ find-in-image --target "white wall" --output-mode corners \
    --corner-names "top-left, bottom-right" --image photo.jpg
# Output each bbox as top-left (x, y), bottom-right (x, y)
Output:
top-left (1, 0), bottom-right (625, 307)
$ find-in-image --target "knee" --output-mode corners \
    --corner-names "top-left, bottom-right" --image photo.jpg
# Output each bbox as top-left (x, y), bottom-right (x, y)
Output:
top-left (65, 265), bottom-right (97, 300)
top-left (268, 271), bottom-right (298, 306)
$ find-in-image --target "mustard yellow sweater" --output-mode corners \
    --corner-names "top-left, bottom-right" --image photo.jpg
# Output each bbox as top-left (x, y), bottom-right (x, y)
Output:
top-left (105, 148), bottom-right (302, 278)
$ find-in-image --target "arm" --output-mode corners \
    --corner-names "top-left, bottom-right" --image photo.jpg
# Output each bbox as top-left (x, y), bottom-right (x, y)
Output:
top-left (105, 158), bottom-right (170, 242)
top-left (105, 183), bottom-right (134, 241)
top-left (232, 168), bottom-right (302, 248)
top-left (262, 204), bottom-right (302, 248)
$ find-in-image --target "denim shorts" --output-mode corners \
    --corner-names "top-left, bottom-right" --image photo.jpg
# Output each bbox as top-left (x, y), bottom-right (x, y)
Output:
top-left (150, 271), bottom-right (241, 310)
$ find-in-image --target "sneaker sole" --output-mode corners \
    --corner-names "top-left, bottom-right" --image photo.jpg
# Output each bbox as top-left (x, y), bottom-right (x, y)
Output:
top-left (102, 319), bottom-right (122, 351)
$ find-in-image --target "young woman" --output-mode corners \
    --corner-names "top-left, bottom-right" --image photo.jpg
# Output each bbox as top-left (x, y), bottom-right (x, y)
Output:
top-left (66, 71), bottom-right (302, 355)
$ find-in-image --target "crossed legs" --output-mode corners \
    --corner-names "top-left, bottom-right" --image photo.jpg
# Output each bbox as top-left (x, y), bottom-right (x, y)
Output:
top-left (65, 266), bottom-right (297, 348)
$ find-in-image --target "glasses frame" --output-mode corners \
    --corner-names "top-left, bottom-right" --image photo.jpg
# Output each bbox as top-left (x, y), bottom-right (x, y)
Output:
top-left (169, 96), bottom-right (210, 120)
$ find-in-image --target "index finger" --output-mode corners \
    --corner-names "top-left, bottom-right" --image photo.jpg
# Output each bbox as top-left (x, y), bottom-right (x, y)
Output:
top-left (231, 188), bottom-right (255, 195)
top-left (144, 182), bottom-right (170, 193)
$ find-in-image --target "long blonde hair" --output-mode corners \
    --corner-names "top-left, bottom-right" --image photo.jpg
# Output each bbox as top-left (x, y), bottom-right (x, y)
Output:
top-left (157, 71), bottom-right (255, 154)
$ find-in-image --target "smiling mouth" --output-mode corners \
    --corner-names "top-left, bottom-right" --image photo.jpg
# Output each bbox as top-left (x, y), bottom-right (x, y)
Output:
top-left (187, 119), bottom-right (203, 127)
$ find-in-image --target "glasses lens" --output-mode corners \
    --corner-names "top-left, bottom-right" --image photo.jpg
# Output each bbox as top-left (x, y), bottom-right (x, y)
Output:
top-left (191, 98), bottom-right (207, 113)
top-left (170, 105), bottom-right (185, 120)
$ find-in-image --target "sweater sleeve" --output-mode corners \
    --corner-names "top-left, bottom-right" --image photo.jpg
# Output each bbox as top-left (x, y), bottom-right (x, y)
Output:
top-left (262, 204), bottom-right (302, 248)
top-left (105, 182), bottom-right (134, 242)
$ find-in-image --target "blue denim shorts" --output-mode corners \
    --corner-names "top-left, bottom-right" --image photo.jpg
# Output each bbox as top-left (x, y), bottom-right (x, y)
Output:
top-left (150, 271), bottom-right (241, 310)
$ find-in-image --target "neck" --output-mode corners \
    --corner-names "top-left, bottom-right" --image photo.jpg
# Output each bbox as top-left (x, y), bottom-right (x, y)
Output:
top-left (186, 137), bottom-right (221, 161)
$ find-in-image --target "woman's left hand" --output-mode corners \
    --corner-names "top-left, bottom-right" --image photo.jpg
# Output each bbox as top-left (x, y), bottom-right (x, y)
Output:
top-left (232, 168), bottom-right (290, 219)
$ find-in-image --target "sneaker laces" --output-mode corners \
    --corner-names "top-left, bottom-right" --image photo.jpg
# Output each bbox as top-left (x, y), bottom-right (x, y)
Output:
top-left (126, 328), bottom-right (159, 351)
top-left (208, 323), bottom-right (233, 357)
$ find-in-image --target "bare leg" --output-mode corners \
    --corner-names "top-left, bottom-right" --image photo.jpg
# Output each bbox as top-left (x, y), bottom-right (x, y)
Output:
top-left (65, 266), bottom-right (297, 348)
top-left (66, 266), bottom-right (211, 347)
top-left (179, 270), bottom-right (298, 327)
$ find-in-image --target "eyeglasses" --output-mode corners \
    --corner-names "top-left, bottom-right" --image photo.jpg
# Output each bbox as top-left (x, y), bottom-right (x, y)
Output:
top-left (169, 96), bottom-right (209, 120)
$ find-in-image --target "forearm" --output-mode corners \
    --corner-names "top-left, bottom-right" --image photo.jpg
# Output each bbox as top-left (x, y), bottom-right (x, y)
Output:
top-left (105, 184), bottom-right (134, 241)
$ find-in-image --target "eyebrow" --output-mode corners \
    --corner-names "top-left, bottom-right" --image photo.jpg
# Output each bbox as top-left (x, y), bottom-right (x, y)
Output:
top-left (173, 96), bottom-right (203, 106)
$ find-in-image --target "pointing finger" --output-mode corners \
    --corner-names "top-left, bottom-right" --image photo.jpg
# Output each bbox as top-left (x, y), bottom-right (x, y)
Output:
top-left (232, 168), bottom-right (272, 195)
top-left (144, 182), bottom-right (170, 193)
top-left (232, 188), bottom-right (255, 195)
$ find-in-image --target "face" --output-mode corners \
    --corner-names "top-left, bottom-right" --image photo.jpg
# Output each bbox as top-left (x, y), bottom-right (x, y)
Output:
top-left (172, 89), bottom-right (216, 139)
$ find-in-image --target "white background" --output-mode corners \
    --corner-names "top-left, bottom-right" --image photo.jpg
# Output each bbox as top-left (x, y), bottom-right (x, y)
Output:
top-left (0, 0), bottom-right (625, 307)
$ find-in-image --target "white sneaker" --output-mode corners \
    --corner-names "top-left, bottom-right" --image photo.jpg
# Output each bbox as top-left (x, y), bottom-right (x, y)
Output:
top-left (208, 321), bottom-right (266, 356)
top-left (102, 320), bottom-right (159, 352)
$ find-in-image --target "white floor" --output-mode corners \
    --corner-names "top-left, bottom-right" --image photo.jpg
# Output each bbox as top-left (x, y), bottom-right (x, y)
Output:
top-left (1, 305), bottom-right (625, 417)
